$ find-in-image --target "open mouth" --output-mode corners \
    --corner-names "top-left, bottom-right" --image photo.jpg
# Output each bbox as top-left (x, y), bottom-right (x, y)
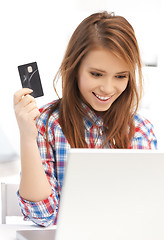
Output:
top-left (92, 92), bottom-right (112, 101)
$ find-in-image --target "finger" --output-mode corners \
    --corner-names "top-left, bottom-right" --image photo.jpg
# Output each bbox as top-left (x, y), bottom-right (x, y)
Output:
top-left (13, 88), bottom-right (33, 106)
top-left (20, 94), bottom-right (36, 108)
top-left (29, 108), bottom-right (41, 121)
top-left (24, 101), bottom-right (38, 113)
top-left (14, 95), bottom-right (37, 119)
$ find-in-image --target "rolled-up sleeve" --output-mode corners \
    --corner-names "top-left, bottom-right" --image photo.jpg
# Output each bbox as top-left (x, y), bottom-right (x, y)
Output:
top-left (17, 188), bottom-right (59, 226)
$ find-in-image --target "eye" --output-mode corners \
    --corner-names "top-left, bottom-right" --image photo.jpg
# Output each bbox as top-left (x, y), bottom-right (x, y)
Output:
top-left (115, 75), bottom-right (128, 79)
top-left (90, 72), bottom-right (103, 77)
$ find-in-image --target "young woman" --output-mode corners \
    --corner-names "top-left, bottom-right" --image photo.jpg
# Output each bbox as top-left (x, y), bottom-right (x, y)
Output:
top-left (14, 11), bottom-right (157, 226)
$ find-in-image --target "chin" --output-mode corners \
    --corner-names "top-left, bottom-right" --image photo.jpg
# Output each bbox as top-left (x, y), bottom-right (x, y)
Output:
top-left (92, 106), bottom-right (111, 112)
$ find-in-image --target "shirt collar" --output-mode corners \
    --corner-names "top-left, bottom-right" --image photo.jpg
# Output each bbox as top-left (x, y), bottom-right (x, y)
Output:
top-left (82, 102), bottom-right (104, 131)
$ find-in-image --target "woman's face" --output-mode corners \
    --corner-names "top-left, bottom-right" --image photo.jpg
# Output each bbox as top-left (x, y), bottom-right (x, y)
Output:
top-left (78, 47), bottom-right (129, 112)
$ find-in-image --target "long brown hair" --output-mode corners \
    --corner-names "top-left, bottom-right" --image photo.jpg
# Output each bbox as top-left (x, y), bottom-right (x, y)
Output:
top-left (44, 11), bottom-right (143, 148)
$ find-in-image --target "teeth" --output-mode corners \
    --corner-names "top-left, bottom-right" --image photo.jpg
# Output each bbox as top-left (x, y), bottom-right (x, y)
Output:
top-left (95, 93), bottom-right (110, 100)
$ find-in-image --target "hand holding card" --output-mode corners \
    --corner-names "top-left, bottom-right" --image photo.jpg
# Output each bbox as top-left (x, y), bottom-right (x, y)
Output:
top-left (18, 62), bottom-right (44, 98)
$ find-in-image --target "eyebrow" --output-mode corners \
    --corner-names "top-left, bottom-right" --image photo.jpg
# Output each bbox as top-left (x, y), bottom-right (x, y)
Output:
top-left (89, 68), bottom-right (129, 74)
top-left (89, 68), bottom-right (106, 73)
top-left (116, 71), bottom-right (129, 74)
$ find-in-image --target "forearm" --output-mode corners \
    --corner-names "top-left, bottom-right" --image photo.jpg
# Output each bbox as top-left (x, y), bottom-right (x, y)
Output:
top-left (14, 89), bottom-right (53, 202)
top-left (19, 136), bottom-right (52, 202)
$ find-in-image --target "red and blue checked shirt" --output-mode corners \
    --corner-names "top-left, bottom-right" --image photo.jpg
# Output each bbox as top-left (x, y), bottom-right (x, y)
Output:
top-left (17, 101), bottom-right (157, 227)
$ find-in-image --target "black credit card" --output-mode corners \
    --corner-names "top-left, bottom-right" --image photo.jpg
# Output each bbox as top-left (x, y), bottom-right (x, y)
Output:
top-left (18, 62), bottom-right (44, 98)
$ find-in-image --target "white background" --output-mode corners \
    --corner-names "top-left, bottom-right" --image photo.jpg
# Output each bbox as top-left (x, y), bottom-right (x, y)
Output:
top-left (0, 0), bottom-right (163, 155)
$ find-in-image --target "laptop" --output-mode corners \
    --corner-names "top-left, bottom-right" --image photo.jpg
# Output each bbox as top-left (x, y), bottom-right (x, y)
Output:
top-left (16, 229), bottom-right (56, 240)
top-left (16, 149), bottom-right (164, 240)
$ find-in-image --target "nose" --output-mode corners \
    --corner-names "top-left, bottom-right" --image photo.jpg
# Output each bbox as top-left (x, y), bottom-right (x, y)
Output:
top-left (99, 77), bottom-right (115, 95)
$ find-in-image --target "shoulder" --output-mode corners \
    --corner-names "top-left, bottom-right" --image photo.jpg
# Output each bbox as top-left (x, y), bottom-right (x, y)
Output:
top-left (131, 113), bottom-right (157, 149)
top-left (36, 100), bottom-right (61, 136)
top-left (133, 113), bottom-right (154, 137)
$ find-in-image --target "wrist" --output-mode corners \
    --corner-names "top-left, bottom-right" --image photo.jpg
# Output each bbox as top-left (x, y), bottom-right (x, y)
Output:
top-left (20, 133), bottom-right (38, 144)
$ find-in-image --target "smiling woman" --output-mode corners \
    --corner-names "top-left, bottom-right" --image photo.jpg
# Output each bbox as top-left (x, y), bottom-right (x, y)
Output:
top-left (50, 11), bottom-right (144, 149)
top-left (13, 11), bottom-right (157, 227)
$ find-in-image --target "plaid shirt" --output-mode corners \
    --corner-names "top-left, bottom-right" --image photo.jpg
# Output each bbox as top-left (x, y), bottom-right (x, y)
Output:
top-left (17, 101), bottom-right (157, 227)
